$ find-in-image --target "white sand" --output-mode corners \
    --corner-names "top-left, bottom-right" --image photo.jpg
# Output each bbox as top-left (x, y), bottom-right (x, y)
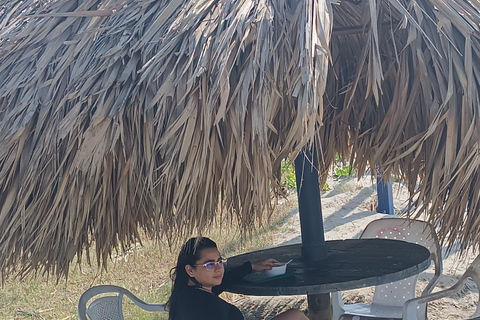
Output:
top-left (234, 176), bottom-right (479, 320)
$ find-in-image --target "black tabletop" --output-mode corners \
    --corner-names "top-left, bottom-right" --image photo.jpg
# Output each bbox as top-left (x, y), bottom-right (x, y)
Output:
top-left (225, 239), bottom-right (431, 296)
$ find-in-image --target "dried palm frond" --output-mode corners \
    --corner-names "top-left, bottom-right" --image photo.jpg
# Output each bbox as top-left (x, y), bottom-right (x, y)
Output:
top-left (1, 0), bottom-right (480, 278)
top-left (318, 0), bottom-right (480, 253)
top-left (0, 0), bottom-right (331, 278)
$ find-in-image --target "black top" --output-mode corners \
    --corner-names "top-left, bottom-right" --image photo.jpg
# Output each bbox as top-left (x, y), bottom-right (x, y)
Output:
top-left (173, 262), bottom-right (252, 320)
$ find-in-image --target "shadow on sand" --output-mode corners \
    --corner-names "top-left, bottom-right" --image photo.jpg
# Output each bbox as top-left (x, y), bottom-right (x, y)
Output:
top-left (234, 296), bottom-right (307, 320)
top-left (279, 184), bottom-right (377, 245)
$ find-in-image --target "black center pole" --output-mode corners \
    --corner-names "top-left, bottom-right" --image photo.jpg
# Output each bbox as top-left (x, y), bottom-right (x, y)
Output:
top-left (294, 147), bottom-right (332, 320)
top-left (294, 147), bottom-right (328, 262)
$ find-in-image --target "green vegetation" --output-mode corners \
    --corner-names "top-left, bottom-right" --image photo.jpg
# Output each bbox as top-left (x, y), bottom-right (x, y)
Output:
top-left (279, 158), bottom-right (329, 191)
top-left (333, 155), bottom-right (356, 180)
top-left (333, 165), bottom-right (356, 179)
top-left (280, 158), bottom-right (297, 190)
top-left (280, 158), bottom-right (332, 191)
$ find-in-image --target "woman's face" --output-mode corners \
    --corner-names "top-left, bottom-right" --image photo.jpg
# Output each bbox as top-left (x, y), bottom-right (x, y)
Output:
top-left (185, 247), bottom-right (225, 290)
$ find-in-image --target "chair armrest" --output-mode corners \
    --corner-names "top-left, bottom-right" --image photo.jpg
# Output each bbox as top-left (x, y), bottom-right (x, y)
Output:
top-left (403, 277), bottom-right (468, 320)
top-left (136, 302), bottom-right (167, 312)
top-left (421, 254), bottom-right (442, 296)
top-left (123, 290), bottom-right (167, 312)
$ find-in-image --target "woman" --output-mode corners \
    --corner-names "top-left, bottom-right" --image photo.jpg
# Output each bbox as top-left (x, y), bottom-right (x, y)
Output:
top-left (167, 237), bottom-right (308, 320)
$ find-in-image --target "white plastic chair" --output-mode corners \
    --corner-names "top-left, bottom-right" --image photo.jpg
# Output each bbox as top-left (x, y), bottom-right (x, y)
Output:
top-left (78, 285), bottom-right (167, 320)
top-left (332, 218), bottom-right (442, 320)
top-left (403, 254), bottom-right (480, 320)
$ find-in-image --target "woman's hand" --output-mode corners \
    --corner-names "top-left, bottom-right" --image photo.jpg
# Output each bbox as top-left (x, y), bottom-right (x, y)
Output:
top-left (251, 258), bottom-right (279, 272)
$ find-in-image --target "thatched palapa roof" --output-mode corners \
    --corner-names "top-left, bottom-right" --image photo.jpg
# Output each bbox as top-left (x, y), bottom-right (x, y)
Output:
top-left (0, 0), bottom-right (479, 278)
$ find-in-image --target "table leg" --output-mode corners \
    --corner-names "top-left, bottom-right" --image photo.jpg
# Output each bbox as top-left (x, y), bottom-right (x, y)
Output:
top-left (307, 293), bottom-right (332, 320)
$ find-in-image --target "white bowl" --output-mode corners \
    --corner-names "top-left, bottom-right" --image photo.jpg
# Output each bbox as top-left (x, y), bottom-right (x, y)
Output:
top-left (265, 262), bottom-right (287, 277)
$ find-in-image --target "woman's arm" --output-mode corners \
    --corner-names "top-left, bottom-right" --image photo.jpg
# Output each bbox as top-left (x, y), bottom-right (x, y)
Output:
top-left (213, 261), bottom-right (252, 294)
top-left (213, 258), bottom-right (279, 294)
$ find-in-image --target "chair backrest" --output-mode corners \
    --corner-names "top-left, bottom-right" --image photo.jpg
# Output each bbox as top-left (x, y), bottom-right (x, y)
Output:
top-left (360, 218), bottom-right (442, 309)
top-left (78, 285), bottom-right (167, 320)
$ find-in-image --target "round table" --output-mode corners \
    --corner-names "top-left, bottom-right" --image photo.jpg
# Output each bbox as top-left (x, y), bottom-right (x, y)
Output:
top-left (226, 238), bottom-right (431, 296)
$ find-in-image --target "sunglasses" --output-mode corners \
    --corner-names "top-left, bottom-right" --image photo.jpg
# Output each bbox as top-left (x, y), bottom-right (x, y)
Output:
top-left (194, 258), bottom-right (228, 271)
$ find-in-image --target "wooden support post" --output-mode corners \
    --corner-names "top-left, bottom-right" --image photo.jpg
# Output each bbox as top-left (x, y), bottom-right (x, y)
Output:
top-left (377, 174), bottom-right (394, 215)
top-left (307, 293), bottom-right (332, 320)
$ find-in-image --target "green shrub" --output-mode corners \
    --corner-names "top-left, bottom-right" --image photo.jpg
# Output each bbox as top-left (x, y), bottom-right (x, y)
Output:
top-left (334, 165), bottom-right (356, 179)
top-left (281, 159), bottom-right (297, 189)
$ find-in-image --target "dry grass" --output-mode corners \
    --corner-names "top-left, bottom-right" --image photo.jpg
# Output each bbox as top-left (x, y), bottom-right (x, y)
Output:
top-left (0, 197), bottom-right (298, 320)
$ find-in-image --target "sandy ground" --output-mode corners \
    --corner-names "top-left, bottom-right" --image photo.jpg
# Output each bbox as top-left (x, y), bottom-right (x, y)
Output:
top-left (233, 176), bottom-right (479, 320)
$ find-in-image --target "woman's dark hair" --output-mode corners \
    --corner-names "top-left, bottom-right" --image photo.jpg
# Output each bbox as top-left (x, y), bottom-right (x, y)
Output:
top-left (167, 237), bottom-right (217, 320)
